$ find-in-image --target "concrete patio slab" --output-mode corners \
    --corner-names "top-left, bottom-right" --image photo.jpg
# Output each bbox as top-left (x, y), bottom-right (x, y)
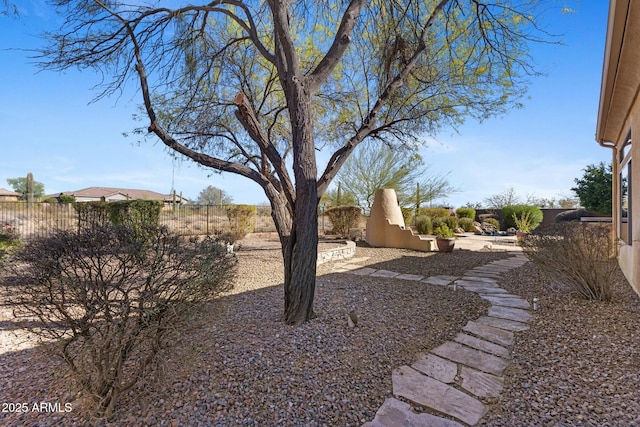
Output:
top-left (363, 398), bottom-right (464, 427)
top-left (392, 366), bottom-right (487, 426)
top-left (412, 353), bottom-right (457, 383)
top-left (460, 276), bottom-right (498, 283)
top-left (459, 366), bottom-right (504, 399)
top-left (422, 277), bottom-right (454, 286)
top-left (477, 316), bottom-right (530, 332)
top-left (431, 342), bottom-right (509, 376)
top-left (453, 333), bottom-right (511, 358)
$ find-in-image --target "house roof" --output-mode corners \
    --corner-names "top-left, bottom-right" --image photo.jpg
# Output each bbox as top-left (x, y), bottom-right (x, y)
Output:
top-left (57, 187), bottom-right (184, 202)
top-left (596, 0), bottom-right (640, 145)
top-left (0, 188), bottom-right (22, 197)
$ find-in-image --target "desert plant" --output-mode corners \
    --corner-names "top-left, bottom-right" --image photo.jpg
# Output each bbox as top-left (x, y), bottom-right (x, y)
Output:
top-left (458, 217), bottom-right (475, 232)
top-left (418, 207), bottom-right (451, 218)
top-left (400, 207), bottom-right (414, 226)
top-left (0, 222), bottom-right (19, 250)
top-left (443, 216), bottom-right (459, 231)
top-left (414, 215), bottom-right (433, 235)
top-left (502, 204), bottom-right (543, 230)
top-left (513, 211), bottom-right (535, 232)
top-left (521, 223), bottom-right (617, 301)
top-left (326, 206), bottom-right (361, 238)
top-left (434, 223), bottom-right (454, 238)
top-left (3, 223), bottom-right (236, 418)
top-left (225, 204), bottom-right (257, 243)
top-left (456, 207), bottom-right (476, 220)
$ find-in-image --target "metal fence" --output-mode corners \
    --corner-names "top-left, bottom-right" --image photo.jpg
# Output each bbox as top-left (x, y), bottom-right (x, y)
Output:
top-left (0, 202), bottom-right (276, 241)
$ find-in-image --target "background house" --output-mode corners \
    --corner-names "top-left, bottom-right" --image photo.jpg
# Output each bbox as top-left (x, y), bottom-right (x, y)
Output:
top-left (55, 187), bottom-right (188, 205)
top-left (0, 188), bottom-right (22, 202)
top-left (596, 0), bottom-right (640, 295)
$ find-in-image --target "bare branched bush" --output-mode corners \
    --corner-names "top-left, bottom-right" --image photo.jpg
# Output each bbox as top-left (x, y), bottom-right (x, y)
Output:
top-left (326, 206), bottom-right (361, 238)
top-left (3, 223), bottom-right (236, 418)
top-left (520, 222), bottom-right (617, 301)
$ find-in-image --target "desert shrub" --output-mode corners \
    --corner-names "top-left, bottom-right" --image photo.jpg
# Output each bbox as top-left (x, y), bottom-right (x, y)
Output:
top-left (431, 216), bottom-right (446, 231)
top-left (484, 217), bottom-right (500, 231)
top-left (225, 204), bottom-right (257, 243)
top-left (443, 216), bottom-right (459, 230)
top-left (418, 207), bottom-right (451, 218)
top-left (456, 207), bottom-right (476, 220)
top-left (458, 217), bottom-right (475, 232)
top-left (434, 223), bottom-right (454, 238)
top-left (0, 222), bottom-right (20, 250)
top-left (326, 206), bottom-right (361, 238)
top-left (3, 223), bottom-right (236, 418)
top-left (58, 194), bottom-right (76, 203)
top-left (521, 223), bottom-right (617, 301)
top-left (400, 207), bottom-right (414, 226)
top-left (478, 213), bottom-right (499, 223)
top-left (414, 215), bottom-right (433, 235)
top-left (502, 205), bottom-right (543, 230)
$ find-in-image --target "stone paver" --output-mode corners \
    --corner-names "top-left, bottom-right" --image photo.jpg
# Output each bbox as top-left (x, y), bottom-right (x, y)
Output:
top-left (453, 333), bottom-right (511, 358)
top-left (422, 277), bottom-right (455, 286)
top-left (349, 267), bottom-right (378, 275)
top-left (477, 316), bottom-right (530, 332)
top-left (431, 341), bottom-right (509, 376)
top-left (487, 306), bottom-right (533, 323)
top-left (459, 366), bottom-right (504, 399)
top-left (463, 321), bottom-right (515, 347)
top-left (481, 295), bottom-right (530, 309)
top-left (370, 269), bottom-right (400, 278)
top-left (363, 398), bottom-right (464, 427)
top-left (412, 352), bottom-right (457, 383)
top-left (362, 253), bottom-right (532, 426)
top-left (395, 273), bottom-right (424, 281)
top-left (392, 366), bottom-right (487, 426)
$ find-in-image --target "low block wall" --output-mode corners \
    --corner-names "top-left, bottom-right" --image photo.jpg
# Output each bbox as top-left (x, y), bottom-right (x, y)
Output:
top-left (317, 240), bottom-right (356, 265)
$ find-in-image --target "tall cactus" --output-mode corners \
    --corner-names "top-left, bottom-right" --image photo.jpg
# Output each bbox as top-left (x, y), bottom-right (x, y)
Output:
top-left (26, 172), bottom-right (34, 204)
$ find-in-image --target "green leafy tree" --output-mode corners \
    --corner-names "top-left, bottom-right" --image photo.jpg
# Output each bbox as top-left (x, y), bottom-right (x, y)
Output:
top-left (336, 143), bottom-right (457, 212)
top-left (7, 175), bottom-right (45, 201)
top-left (571, 162), bottom-right (614, 214)
top-left (36, 1), bottom-right (558, 324)
top-left (197, 185), bottom-right (233, 205)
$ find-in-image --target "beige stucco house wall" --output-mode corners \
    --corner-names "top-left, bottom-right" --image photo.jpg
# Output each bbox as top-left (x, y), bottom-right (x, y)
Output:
top-left (596, 0), bottom-right (640, 296)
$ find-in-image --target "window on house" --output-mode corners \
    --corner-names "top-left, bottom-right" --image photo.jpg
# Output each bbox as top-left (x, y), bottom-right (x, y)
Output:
top-left (620, 131), bottom-right (632, 245)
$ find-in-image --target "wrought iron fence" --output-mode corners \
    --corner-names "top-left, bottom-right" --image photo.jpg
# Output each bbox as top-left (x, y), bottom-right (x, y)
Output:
top-left (0, 202), bottom-right (276, 241)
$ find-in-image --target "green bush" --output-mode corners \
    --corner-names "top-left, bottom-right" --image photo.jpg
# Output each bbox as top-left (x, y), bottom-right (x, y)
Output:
top-left (434, 223), bottom-right (454, 238)
top-left (400, 207), bottom-right (414, 226)
top-left (225, 204), bottom-right (257, 243)
top-left (458, 217), bottom-right (475, 232)
top-left (502, 205), bottom-right (543, 230)
top-left (0, 222), bottom-right (20, 251)
top-left (326, 206), bottom-right (361, 238)
top-left (484, 217), bottom-right (500, 231)
top-left (431, 216), bottom-right (446, 231)
top-left (456, 207), bottom-right (476, 220)
top-left (443, 216), bottom-right (459, 230)
top-left (414, 215), bottom-right (433, 235)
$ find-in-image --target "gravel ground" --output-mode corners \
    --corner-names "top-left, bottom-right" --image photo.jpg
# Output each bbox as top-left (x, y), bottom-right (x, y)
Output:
top-left (480, 262), bottom-right (640, 427)
top-left (1, 235), bottom-right (638, 426)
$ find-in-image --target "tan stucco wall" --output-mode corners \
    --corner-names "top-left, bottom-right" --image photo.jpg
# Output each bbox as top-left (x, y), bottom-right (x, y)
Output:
top-left (365, 189), bottom-right (435, 251)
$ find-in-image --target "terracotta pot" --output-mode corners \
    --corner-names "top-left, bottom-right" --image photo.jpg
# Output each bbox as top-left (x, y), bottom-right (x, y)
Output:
top-left (436, 237), bottom-right (456, 252)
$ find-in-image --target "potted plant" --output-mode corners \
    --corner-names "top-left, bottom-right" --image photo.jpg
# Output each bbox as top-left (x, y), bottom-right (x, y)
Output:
top-left (513, 212), bottom-right (534, 239)
top-left (434, 224), bottom-right (456, 252)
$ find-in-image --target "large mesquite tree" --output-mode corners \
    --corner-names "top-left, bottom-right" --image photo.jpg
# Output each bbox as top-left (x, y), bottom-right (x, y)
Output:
top-left (38, 0), bottom-right (552, 324)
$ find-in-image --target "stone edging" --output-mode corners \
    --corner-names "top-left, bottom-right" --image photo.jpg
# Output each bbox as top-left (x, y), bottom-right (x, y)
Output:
top-left (356, 253), bottom-right (531, 426)
top-left (317, 240), bottom-right (356, 266)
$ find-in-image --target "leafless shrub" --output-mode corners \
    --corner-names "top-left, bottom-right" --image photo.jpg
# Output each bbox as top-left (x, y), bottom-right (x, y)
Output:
top-left (520, 222), bottom-right (617, 301)
top-left (326, 206), bottom-right (361, 238)
top-left (2, 223), bottom-right (236, 419)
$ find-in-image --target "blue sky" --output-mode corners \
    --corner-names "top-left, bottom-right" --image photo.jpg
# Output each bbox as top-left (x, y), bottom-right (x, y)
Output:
top-left (1, 1), bottom-right (611, 207)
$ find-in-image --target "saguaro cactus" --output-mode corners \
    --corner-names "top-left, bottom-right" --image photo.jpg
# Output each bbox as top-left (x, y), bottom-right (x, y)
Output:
top-left (26, 172), bottom-right (34, 204)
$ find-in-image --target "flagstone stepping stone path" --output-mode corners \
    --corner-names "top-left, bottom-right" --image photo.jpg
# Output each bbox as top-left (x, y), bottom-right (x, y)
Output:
top-left (351, 253), bottom-right (531, 427)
